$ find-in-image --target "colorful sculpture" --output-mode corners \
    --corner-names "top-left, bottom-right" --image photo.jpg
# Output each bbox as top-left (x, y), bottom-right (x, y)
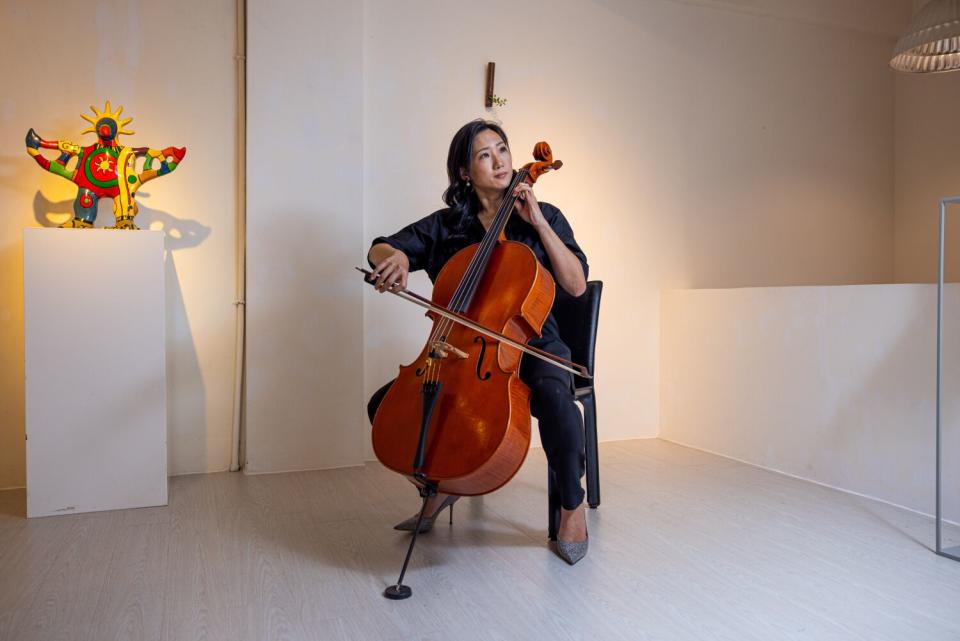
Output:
top-left (25, 101), bottom-right (186, 229)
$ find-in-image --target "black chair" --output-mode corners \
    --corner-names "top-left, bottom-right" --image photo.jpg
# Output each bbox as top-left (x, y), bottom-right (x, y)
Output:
top-left (548, 280), bottom-right (602, 540)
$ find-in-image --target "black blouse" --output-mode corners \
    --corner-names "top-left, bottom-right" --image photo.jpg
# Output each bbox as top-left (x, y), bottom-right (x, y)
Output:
top-left (370, 202), bottom-right (588, 362)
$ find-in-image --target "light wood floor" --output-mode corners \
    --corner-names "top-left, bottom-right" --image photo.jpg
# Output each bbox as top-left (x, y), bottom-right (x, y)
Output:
top-left (2, 439), bottom-right (960, 641)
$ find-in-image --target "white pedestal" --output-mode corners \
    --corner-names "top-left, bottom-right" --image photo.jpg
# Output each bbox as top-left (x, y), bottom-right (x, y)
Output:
top-left (24, 228), bottom-right (167, 517)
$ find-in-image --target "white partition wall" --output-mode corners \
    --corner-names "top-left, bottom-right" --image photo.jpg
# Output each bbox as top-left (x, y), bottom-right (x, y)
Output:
top-left (244, 0), bottom-right (365, 473)
top-left (661, 284), bottom-right (960, 521)
top-left (24, 229), bottom-right (167, 517)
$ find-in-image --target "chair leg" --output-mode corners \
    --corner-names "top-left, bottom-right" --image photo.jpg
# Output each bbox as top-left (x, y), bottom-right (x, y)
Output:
top-left (581, 390), bottom-right (600, 508)
top-left (548, 467), bottom-right (560, 541)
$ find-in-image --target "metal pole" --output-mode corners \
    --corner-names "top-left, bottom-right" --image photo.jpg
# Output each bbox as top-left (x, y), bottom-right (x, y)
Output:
top-left (937, 199), bottom-right (945, 554)
top-left (936, 197), bottom-right (960, 561)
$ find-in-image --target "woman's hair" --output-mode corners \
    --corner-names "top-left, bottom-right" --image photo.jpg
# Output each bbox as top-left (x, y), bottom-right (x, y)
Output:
top-left (442, 119), bottom-right (509, 220)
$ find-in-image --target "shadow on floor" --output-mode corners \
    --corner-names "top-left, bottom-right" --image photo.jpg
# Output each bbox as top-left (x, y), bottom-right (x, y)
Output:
top-left (0, 488), bottom-right (26, 519)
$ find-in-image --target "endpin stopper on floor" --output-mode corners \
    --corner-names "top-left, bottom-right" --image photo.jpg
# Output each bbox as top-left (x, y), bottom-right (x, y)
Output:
top-left (383, 584), bottom-right (413, 600)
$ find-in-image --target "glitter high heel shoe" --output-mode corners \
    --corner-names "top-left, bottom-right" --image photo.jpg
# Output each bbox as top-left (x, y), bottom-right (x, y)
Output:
top-left (554, 504), bottom-right (588, 565)
top-left (392, 494), bottom-right (459, 533)
top-left (555, 536), bottom-right (588, 565)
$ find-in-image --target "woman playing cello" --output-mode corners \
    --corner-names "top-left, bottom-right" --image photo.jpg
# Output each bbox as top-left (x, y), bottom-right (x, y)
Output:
top-left (367, 119), bottom-right (590, 564)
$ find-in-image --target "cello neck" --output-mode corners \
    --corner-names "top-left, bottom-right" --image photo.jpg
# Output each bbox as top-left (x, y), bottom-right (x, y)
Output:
top-left (448, 168), bottom-right (529, 314)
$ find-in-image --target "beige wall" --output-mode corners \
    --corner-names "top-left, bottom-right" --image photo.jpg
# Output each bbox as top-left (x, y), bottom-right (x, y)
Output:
top-left (892, 0), bottom-right (960, 283)
top-left (0, 1), bottom-right (238, 488)
top-left (363, 0), bottom-right (908, 450)
top-left (894, 72), bottom-right (960, 283)
top-left (683, 0), bottom-right (908, 33)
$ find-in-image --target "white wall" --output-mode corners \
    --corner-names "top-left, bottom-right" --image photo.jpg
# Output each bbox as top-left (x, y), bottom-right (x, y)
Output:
top-left (244, 0), bottom-right (365, 472)
top-left (661, 284), bottom-right (960, 520)
top-left (0, 0), bottom-right (918, 483)
top-left (0, 0), bottom-right (238, 488)
top-left (363, 0), bottom-right (909, 455)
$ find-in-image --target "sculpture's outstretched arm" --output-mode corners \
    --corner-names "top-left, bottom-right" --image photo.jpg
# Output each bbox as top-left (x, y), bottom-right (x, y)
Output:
top-left (25, 128), bottom-right (80, 182)
top-left (136, 146), bottom-right (187, 186)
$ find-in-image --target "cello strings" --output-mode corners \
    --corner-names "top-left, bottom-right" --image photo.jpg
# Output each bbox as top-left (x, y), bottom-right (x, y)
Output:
top-left (425, 170), bottom-right (524, 387)
top-left (423, 168), bottom-right (527, 386)
top-left (458, 170), bottom-right (526, 313)
top-left (432, 170), bottom-right (524, 349)
top-left (432, 169), bottom-right (525, 340)
top-left (424, 182), bottom-right (502, 346)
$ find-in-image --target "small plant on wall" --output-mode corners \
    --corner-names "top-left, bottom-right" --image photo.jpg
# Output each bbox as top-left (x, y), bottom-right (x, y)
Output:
top-left (485, 62), bottom-right (507, 109)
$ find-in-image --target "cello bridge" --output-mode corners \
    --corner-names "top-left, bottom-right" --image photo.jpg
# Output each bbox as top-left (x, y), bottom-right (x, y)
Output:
top-left (429, 341), bottom-right (468, 360)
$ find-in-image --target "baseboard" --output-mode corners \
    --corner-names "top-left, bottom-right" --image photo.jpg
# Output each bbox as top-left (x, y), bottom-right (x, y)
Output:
top-left (658, 436), bottom-right (960, 528)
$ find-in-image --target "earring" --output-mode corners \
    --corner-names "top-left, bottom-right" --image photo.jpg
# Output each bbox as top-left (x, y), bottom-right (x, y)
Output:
top-left (465, 179), bottom-right (471, 189)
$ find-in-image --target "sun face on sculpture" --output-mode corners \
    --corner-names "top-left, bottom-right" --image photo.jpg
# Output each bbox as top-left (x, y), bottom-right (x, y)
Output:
top-left (80, 100), bottom-right (134, 145)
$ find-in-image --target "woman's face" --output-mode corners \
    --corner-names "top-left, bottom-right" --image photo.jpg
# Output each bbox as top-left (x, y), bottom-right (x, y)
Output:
top-left (466, 129), bottom-right (512, 192)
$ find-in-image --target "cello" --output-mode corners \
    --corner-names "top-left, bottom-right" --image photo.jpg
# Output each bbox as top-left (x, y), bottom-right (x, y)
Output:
top-left (360, 141), bottom-right (590, 599)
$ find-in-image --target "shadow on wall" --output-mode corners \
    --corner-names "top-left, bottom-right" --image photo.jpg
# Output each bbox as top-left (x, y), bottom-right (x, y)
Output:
top-left (164, 250), bottom-right (207, 475)
top-left (31, 190), bottom-right (211, 250)
top-left (0, 154), bottom-right (41, 491)
top-left (0, 238), bottom-right (25, 490)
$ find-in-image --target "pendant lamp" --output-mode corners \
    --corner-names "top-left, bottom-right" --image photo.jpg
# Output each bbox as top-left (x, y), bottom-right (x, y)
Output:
top-left (891, 0), bottom-right (960, 73)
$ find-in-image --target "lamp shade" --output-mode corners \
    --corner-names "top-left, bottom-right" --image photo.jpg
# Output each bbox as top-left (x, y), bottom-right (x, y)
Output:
top-left (891, 0), bottom-right (960, 73)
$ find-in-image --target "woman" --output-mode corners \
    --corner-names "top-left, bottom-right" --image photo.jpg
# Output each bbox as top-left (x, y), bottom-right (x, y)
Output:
top-left (366, 119), bottom-right (590, 564)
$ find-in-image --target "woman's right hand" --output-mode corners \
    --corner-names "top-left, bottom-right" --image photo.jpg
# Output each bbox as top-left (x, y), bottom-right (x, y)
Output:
top-left (369, 246), bottom-right (410, 293)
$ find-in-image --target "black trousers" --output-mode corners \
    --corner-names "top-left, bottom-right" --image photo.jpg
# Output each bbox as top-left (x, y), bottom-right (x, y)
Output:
top-left (367, 351), bottom-right (586, 510)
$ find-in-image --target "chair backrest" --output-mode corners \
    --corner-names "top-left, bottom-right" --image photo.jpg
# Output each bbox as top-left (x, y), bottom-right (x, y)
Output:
top-left (552, 280), bottom-right (602, 390)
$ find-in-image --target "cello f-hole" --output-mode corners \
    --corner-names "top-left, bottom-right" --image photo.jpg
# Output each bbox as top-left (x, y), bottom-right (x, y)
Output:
top-left (474, 336), bottom-right (492, 381)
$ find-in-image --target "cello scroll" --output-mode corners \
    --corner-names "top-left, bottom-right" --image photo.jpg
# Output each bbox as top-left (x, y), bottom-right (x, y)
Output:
top-left (522, 141), bottom-right (563, 184)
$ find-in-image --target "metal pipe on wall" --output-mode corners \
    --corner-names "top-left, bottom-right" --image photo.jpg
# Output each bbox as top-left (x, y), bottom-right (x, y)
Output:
top-left (230, 0), bottom-right (247, 472)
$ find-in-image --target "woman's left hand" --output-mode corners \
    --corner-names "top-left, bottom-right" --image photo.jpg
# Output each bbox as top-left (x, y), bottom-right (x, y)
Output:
top-left (513, 182), bottom-right (546, 231)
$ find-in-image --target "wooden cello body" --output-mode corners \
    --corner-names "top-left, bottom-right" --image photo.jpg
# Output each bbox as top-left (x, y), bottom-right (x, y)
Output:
top-left (371, 142), bottom-right (563, 497)
top-left (372, 240), bottom-right (555, 495)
